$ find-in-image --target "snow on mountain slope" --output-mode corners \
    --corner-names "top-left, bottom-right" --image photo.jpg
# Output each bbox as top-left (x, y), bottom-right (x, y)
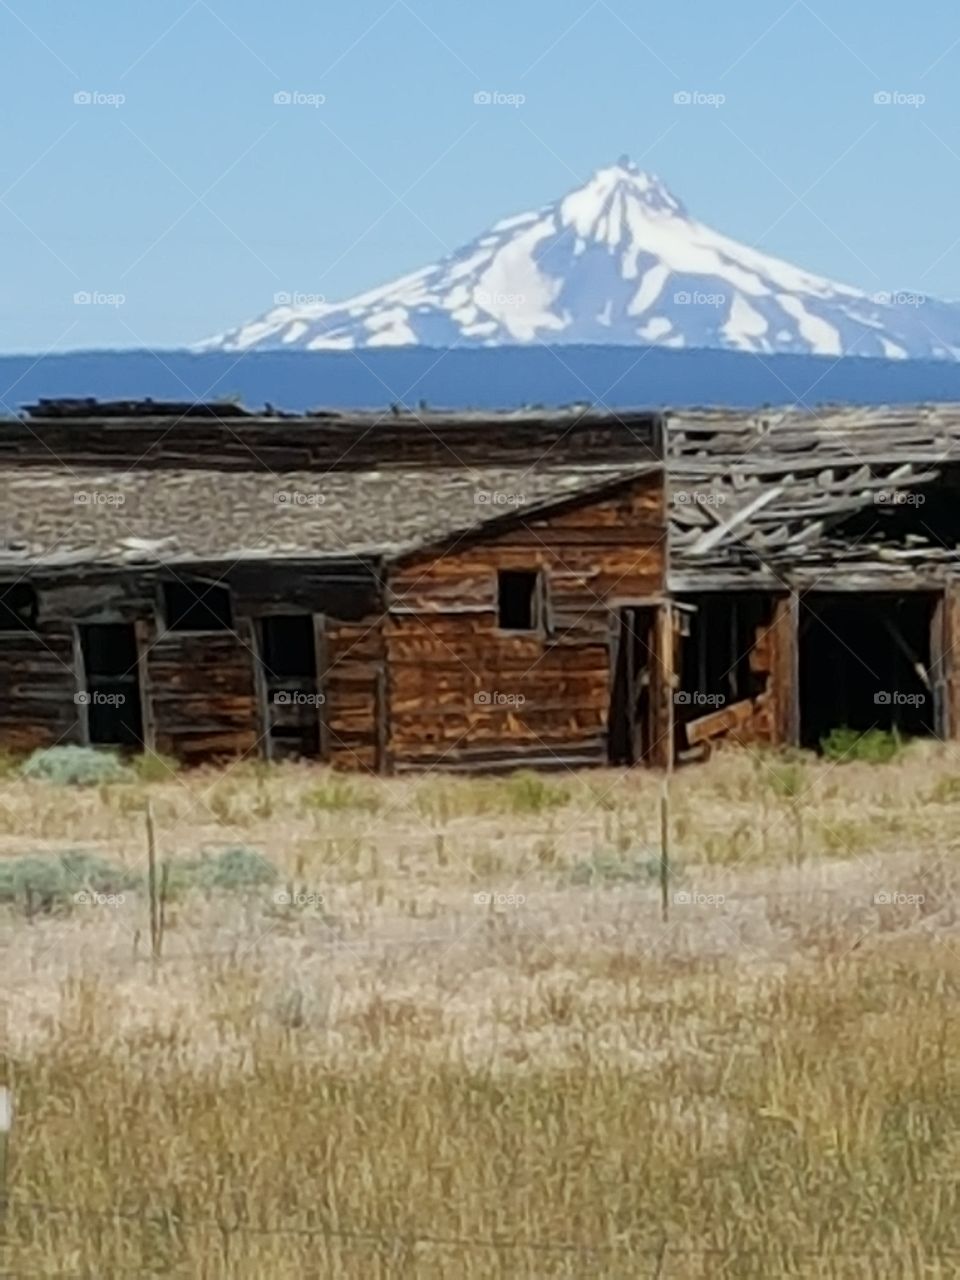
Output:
top-left (199, 159), bottom-right (960, 359)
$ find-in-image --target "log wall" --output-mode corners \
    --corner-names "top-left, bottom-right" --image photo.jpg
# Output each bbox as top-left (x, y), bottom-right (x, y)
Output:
top-left (384, 475), bottom-right (666, 771)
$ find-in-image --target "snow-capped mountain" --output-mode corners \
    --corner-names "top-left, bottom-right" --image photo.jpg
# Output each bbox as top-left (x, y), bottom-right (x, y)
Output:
top-left (199, 159), bottom-right (960, 359)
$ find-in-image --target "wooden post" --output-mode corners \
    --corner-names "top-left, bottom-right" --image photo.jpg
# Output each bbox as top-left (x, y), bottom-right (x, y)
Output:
top-left (145, 801), bottom-right (162, 962)
top-left (771, 591), bottom-right (800, 747)
top-left (134, 619), bottom-right (157, 754)
top-left (0, 1085), bottom-right (12, 1232)
top-left (932, 585), bottom-right (956, 741)
top-left (659, 601), bottom-right (676, 922)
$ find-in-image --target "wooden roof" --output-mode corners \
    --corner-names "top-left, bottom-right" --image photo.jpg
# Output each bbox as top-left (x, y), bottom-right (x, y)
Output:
top-left (0, 461), bottom-right (656, 570)
top-left (667, 405), bottom-right (960, 588)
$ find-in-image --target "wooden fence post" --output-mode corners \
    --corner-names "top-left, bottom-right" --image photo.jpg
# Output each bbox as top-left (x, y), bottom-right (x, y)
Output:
top-left (0, 1085), bottom-right (13, 1232)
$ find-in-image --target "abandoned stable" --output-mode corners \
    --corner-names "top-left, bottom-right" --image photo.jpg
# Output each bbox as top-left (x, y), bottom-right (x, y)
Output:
top-left (0, 399), bottom-right (669, 772)
top-left (668, 405), bottom-right (960, 758)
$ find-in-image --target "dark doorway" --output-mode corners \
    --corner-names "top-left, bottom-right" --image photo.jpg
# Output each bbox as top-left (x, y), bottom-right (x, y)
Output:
top-left (257, 614), bottom-right (323, 760)
top-left (799, 593), bottom-right (937, 748)
top-left (608, 607), bottom-right (659, 765)
top-left (78, 624), bottom-right (144, 747)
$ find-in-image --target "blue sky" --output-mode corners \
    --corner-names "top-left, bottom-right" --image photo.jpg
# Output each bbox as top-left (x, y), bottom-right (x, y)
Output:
top-left (2, 0), bottom-right (960, 351)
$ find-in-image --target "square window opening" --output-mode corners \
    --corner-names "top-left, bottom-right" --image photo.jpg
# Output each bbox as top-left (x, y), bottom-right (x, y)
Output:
top-left (497, 569), bottom-right (541, 631)
top-left (162, 581), bottom-right (233, 632)
top-left (0, 584), bottom-right (37, 632)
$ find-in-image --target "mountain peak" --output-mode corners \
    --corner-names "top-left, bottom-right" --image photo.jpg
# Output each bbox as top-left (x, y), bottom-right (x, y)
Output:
top-left (563, 162), bottom-right (687, 234)
top-left (199, 163), bottom-right (960, 361)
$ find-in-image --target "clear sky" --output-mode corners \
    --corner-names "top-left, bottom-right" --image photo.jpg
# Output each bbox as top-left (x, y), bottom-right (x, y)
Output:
top-left (2, 0), bottom-right (960, 351)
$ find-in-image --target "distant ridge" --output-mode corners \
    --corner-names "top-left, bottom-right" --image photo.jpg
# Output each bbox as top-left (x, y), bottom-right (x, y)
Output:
top-left (9, 345), bottom-right (960, 414)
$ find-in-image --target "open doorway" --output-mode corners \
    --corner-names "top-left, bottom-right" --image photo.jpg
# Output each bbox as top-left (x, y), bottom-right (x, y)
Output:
top-left (257, 613), bottom-right (323, 760)
top-left (674, 593), bottom-right (777, 756)
top-left (608, 606), bottom-right (660, 765)
top-left (78, 623), bottom-right (144, 747)
top-left (799, 593), bottom-right (937, 748)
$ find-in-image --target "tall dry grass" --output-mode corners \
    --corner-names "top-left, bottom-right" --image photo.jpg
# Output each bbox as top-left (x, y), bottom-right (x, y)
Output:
top-left (3, 741), bottom-right (960, 1276)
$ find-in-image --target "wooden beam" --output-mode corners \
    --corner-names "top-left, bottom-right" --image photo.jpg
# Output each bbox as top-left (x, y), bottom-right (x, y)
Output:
top-left (687, 487), bottom-right (784, 557)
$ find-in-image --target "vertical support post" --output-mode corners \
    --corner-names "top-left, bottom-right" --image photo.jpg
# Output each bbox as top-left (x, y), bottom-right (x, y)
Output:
top-left (146, 800), bottom-right (161, 962)
top-left (931, 586), bottom-right (955, 742)
top-left (658, 601), bottom-right (676, 922)
top-left (134, 618), bottom-right (157, 754)
top-left (0, 1084), bottom-right (12, 1232)
top-left (771, 591), bottom-right (801, 747)
top-left (375, 665), bottom-right (389, 775)
top-left (313, 613), bottom-right (330, 762)
top-left (72, 625), bottom-right (89, 746)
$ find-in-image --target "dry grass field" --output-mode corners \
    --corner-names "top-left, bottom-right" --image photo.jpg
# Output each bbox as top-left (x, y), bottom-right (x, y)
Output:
top-left (3, 741), bottom-right (960, 1276)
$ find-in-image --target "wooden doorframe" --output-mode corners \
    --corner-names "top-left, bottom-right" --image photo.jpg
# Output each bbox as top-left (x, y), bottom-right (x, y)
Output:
top-left (608, 599), bottom-right (674, 767)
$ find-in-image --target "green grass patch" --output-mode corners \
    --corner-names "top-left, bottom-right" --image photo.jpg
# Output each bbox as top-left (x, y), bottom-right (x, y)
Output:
top-left (820, 726), bottom-right (904, 764)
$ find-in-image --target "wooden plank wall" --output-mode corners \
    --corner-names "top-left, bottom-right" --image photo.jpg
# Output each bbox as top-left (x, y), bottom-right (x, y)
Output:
top-left (384, 475), bottom-right (666, 771)
top-left (0, 565), bottom-right (385, 766)
top-left (0, 625), bottom-right (79, 751)
top-left (144, 626), bottom-right (260, 764)
top-left (324, 617), bottom-right (385, 772)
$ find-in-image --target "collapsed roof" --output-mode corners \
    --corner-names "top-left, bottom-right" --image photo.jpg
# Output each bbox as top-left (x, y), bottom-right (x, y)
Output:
top-left (668, 405), bottom-right (960, 589)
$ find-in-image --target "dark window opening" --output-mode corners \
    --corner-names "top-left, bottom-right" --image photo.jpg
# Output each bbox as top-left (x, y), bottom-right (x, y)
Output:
top-left (497, 569), bottom-right (540, 631)
top-left (260, 613), bottom-right (316, 680)
top-left (163, 580), bottom-right (233, 632)
top-left (800, 593), bottom-right (936, 748)
top-left (78, 623), bottom-right (144, 748)
top-left (0, 583), bottom-right (37, 631)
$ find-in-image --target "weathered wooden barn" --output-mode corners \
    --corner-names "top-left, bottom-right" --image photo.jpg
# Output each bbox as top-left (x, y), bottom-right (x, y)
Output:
top-left (668, 405), bottom-right (960, 757)
top-left (5, 398), bottom-right (959, 771)
top-left (0, 399), bottom-right (668, 771)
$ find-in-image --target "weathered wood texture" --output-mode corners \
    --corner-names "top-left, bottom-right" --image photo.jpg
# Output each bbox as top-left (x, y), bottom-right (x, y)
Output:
top-left (324, 616), bottom-right (385, 772)
top-left (384, 475), bottom-right (666, 771)
top-left (7, 410), bottom-right (659, 473)
top-left (0, 625), bottom-right (79, 751)
top-left (940, 583), bottom-right (960, 741)
top-left (0, 565), bottom-right (387, 765)
top-left (145, 626), bottom-right (259, 763)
